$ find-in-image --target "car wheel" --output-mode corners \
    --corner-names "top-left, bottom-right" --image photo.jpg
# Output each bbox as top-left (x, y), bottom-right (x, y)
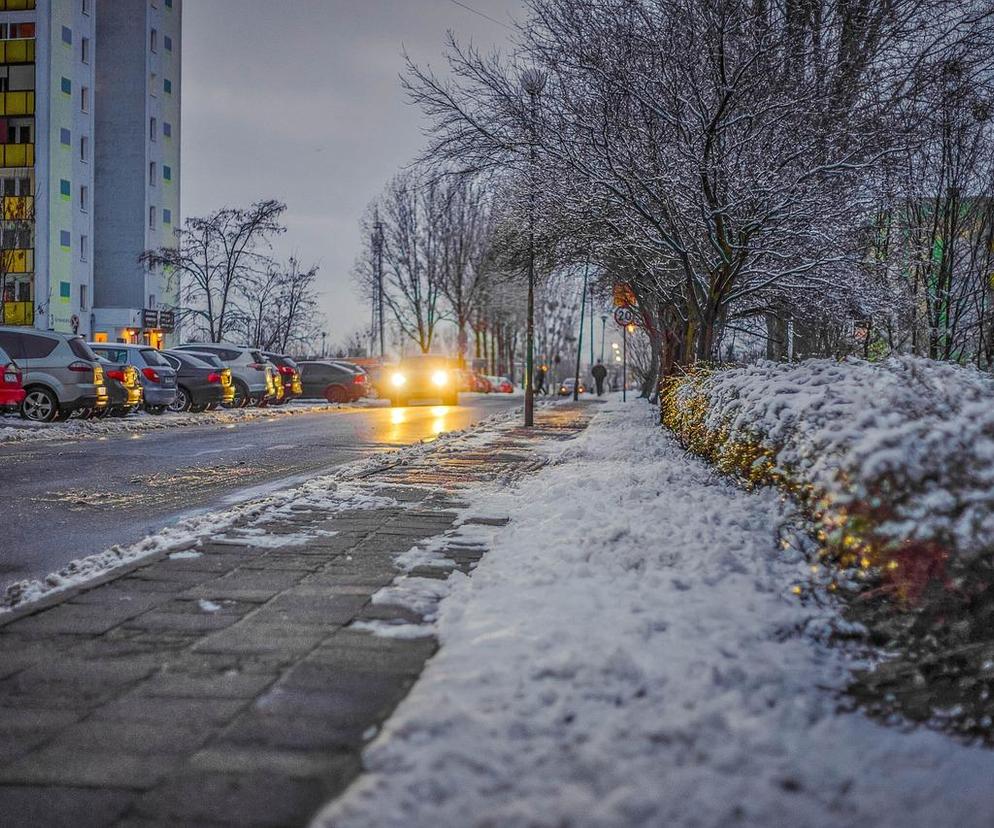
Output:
top-left (168, 386), bottom-right (192, 413)
top-left (325, 385), bottom-right (349, 404)
top-left (230, 381), bottom-right (250, 408)
top-left (145, 404), bottom-right (167, 415)
top-left (256, 396), bottom-right (269, 408)
top-left (20, 387), bottom-right (59, 423)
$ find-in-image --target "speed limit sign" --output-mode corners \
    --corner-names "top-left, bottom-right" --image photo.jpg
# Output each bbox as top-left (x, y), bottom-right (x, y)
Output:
top-left (614, 306), bottom-right (636, 327)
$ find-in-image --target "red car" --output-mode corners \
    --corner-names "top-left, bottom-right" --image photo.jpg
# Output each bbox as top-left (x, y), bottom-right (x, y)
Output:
top-left (0, 342), bottom-right (25, 410)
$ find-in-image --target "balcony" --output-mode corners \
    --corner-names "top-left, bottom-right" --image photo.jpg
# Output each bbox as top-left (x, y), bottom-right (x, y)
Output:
top-left (1, 248), bottom-right (33, 273)
top-left (3, 195), bottom-right (32, 220)
top-left (1, 300), bottom-right (33, 326)
top-left (0, 0), bottom-right (36, 9)
top-left (0, 143), bottom-right (34, 168)
top-left (0, 39), bottom-right (35, 65)
top-left (0, 90), bottom-right (34, 116)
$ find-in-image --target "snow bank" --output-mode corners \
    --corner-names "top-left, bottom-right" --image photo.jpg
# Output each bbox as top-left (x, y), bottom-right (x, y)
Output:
top-left (662, 357), bottom-right (994, 595)
top-left (0, 399), bottom-right (385, 445)
top-left (316, 401), bottom-right (994, 828)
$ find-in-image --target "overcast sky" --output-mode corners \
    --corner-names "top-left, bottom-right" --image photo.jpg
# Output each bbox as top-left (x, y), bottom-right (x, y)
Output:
top-left (181, 0), bottom-right (523, 349)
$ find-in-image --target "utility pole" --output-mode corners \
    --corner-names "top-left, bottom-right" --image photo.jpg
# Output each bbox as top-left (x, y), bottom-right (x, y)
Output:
top-left (572, 267), bottom-right (587, 402)
top-left (600, 314), bottom-right (607, 362)
top-left (623, 323), bottom-right (631, 402)
top-left (588, 279), bottom-right (595, 369)
top-left (521, 68), bottom-right (546, 428)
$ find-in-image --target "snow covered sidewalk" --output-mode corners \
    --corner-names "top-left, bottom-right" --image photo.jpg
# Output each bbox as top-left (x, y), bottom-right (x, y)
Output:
top-left (320, 399), bottom-right (994, 828)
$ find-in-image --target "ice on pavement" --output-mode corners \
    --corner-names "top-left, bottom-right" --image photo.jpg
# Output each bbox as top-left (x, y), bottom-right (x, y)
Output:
top-left (319, 400), bottom-right (994, 828)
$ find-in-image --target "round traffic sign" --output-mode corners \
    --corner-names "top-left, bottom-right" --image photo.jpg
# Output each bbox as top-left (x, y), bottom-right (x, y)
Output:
top-left (614, 307), bottom-right (636, 327)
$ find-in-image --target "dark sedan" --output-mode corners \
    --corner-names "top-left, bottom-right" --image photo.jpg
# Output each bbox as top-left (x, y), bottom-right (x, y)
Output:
top-left (298, 361), bottom-right (366, 403)
top-left (162, 350), bottom-right (228, 413)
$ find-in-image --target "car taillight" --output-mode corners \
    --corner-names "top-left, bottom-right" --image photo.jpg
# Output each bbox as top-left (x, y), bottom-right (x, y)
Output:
top-left (68, 360), bottom-right (93, 373)
top-left (279, 365), bottom-right (294, 376)
top-left (107, 369), bottom-right (126, 382)
top-left (353, 374), bottom-right (366, 384)
top-left (3, 362), bottom-right (18, 383)
top-left (142, 367), bottom-right (161, 383)
top-left (207, 372), bottom-right (221, 383)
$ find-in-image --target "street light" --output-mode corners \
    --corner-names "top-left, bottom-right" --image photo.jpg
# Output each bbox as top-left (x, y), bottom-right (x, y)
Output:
top-left (521, 67), bottom-right (546, 428)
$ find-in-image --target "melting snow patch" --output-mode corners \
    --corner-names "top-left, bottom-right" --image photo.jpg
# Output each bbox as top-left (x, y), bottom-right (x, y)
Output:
top-left (198, 599), bottom-right (222, 613)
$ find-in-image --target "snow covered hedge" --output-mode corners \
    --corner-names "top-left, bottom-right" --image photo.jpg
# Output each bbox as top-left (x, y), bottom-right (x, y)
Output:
top-left (661, 357), bottom-right (994, 599)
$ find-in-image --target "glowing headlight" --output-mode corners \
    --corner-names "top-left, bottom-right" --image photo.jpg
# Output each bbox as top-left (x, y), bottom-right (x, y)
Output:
top-left (391, 372), bottom-right (407, 387)
top-left (431, 370), bottom-right (448, 387)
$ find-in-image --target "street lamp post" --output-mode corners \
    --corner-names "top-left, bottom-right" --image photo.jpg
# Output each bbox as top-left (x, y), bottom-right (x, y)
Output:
top-left (572, 265), bottom-right (587, 402)
top-left (600, 314), bottom-right (607, 362)
top-left (321, 331), bottom-right (327, 358)
top-left (521, 67), bottom-right (546, 428)
top-left (373, 218), bottom-right (385, 359)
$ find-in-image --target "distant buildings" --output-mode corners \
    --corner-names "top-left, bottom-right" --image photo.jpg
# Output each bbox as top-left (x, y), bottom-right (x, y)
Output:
top-left (0, 0), bottom-right (181, 346)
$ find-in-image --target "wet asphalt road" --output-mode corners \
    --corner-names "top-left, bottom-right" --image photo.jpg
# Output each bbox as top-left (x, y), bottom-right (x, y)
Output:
top-left (0, 395), bottom-right (519, 590)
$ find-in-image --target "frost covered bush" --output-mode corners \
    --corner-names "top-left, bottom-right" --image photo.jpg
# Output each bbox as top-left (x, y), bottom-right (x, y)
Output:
top-left (662, 357), bottom-right (994, 599)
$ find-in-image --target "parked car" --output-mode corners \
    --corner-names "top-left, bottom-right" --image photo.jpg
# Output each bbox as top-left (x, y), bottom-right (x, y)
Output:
top-left (558, 377), bottom-right (586, 396)
top-left (175, 343), bottom-right (276, 407)
top-left (161, 350), bottom-right (229, 412)
top-left (298, 360), bottom-right (366, 403)
top-left (89, 343), bottom-right (178, 415)
top-left (88, 357), bottom-right (142, 418)
top-left (329, 360), bottom-right (368, 397)
top-left (0, 327), bottom-right (107, 421)
top-left (487, 376), bottom-right (514, 393)
top-left (384, 355), bottom-right (459, 407)
top-left (261, 352), bottom-right (303, 404)
top-left (0, 341), bottom-right (25, 412)
top-left (178, 351), bottom-right (235, 408)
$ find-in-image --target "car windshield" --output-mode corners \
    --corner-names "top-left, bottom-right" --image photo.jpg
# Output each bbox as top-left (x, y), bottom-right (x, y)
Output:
top-left (68, 337), bottom-right (99, 361)
top-left (399, 355), bottom-right (449, 369)
top-left (141, 348), bottom-right (172, 367)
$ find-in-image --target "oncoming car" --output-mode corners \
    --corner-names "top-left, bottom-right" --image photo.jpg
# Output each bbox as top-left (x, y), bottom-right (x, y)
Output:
top-left (387, 355), bottom-right (458, 407)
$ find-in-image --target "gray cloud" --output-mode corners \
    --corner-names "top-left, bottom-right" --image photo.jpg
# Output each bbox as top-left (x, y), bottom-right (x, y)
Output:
top-left (182, 0), bottom-right (522, 348)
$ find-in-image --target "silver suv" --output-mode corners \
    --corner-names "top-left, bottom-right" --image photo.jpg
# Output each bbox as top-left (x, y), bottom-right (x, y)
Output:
top-left (175, 343), bottom-right (277, 407)
top-left (89, 343), bottom-right (178, 415)
top-left (0, 326), bottom-right (108, 422)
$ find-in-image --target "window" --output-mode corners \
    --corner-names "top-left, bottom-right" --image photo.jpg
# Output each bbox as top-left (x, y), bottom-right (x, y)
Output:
top-left (162, 121), bottom-right (172, 138)
top-left (82, 0), bottom-right (90, 14)
top-left (80, 234), bottom-right (88, 261)
top-left (60, 127), bottom-right (71, 146)
top-left (164, 35), bottom-right (172, 52)
top-left (79, 184), bottom-right (88, 211)
top-left (59, 230), bottom-right (71, 248)
top-left (79, 284), bottom-right (88, 311)
top-left (163, 208), bottom-right (171, 225)
top-left (61, 26), bottom-right (72, 45)
top-left (150, 29), bottom-right (157, 53)
top-left (150, 117), bottom-right (157, 141)
top-left (150, 72), bottom-right (157, 97)
top-left (80, 135), bottom-right (89, 162)
top-left (149, 206), bottom-right (156, 229)
top-left (16, 125), bottom-right (29, 144)
top-left (59, 178), bottom-right (71, 199)
top-left (162, 165), bottom-right (171, 182)
top-left (163, 78), bottom-right (172, 95)
top-left (165, 0), bottom-right (172, 9)
top-left (60, 76), bottom-right (71, 95)
top-left (149, 162), bottom-right (156, 185)
top-left (148, 294), bottom-right (157, 308)
top-left (22, 333), bottom-right (59, 360)
top-left (80, 85), bottom-right (88, 112)
top-left (81, 37), bottom-right (89, 64)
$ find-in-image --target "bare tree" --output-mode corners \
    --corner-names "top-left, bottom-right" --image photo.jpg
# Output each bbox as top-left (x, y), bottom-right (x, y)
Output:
top-left (141, 199), bottom-right (286, 342)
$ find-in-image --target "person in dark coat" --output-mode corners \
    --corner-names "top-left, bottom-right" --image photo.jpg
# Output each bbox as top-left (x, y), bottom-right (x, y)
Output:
top-left (592, 360), bottom-right (608, 396)
top-left (534, 365), bottom-right (547, 395)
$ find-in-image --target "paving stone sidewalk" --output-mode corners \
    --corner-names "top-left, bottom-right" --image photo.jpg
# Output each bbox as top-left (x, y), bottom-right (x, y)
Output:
top-left (0, 404), bottom-right (594, 827)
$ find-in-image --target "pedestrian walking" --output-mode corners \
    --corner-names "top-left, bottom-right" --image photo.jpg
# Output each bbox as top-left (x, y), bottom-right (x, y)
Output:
top-left (534, 365), bottom-right (547, 395)
top-left (592, 360), bottom-right (607, 396)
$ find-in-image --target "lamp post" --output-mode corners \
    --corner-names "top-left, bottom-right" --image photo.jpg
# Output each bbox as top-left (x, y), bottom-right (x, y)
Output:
top-left (572, 264), bottom-right (587, 402)
top-left (321, 331), bottom-right (326, 358)
top-left (521, 67), bottom-right (546, 428)
top-left (600, 314), bottom-right (607, 362)
top-left (373, 217), bottom-right (385, 359)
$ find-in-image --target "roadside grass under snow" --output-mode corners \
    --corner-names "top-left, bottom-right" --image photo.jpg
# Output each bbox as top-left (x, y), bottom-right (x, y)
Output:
top-left (318, 399), bottom-right (994, 828)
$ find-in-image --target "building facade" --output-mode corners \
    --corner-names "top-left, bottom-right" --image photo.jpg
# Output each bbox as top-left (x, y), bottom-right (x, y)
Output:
top-left (0, 0), bottom-right (95, 337)
top-left (92, 0), bottom-right (180, 346)
top-left (0, 0), bottom-right (180, 347)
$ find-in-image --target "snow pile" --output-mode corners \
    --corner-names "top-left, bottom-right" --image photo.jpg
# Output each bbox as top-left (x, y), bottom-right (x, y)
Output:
top-left (663, 357), bottom-right (994, 592)
top-left (0, 399), bottom-right (384, 445)
top-left (318, 400), bottom-right (994, 827)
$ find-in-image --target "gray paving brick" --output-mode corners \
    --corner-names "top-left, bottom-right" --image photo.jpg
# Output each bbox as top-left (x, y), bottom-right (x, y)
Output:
top-left (0, 785), bottom-right (133, 828)
top-left (0, 745), bottom-right (178, 789)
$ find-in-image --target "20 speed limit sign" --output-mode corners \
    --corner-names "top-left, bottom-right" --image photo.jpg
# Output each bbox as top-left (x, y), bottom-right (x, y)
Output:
top-left (613, 307), bottom-right (636, 327)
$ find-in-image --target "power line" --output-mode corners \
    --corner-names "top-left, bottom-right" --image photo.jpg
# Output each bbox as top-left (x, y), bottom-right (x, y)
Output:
top-left (446, 0), bottom-right (514, 31)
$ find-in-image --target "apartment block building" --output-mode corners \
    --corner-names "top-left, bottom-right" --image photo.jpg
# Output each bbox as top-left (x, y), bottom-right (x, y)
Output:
top-left (93, 0), bottom-right (181, 347)
top-left (0, 0), bottom-right (181, 347)
top-left (0, 0), bottom-right (95, 337)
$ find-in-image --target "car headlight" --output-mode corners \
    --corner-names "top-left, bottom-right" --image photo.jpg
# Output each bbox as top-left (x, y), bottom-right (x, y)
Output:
top-left (431, 370), bottom-right (448, 387)
top-left (391, 372), bottom-right (407, 387)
